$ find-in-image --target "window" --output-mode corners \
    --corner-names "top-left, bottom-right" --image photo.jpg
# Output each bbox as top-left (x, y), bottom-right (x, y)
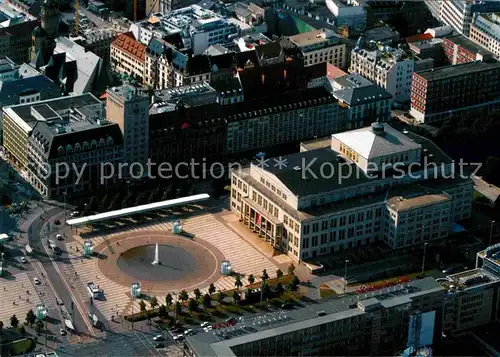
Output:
top-left (312, 223), bottom-right (319, 233)
top-left (312, 236), bottom-right (318, 246)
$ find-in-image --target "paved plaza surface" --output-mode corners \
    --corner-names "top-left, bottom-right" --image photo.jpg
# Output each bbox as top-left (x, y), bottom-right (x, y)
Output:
top-left (95, 231), bottom-right (224, 291)
top-left (63, 212), bottom-right (279, 322)
top-left (0, 272), bottom-right (43, 323)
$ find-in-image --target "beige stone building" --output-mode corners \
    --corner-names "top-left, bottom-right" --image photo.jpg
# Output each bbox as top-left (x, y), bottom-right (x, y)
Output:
top-left (110, 32), bottom-right (146, 83)
top-left (230, 123), bottom-right (473, 261)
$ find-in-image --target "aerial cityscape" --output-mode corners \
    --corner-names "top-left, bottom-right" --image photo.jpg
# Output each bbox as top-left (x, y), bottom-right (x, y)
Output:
top-left (1, 0), bottom-right (500, 356)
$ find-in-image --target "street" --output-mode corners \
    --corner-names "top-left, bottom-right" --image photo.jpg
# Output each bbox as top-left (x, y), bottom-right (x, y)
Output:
top-left (472, 175), bottom-right (500, 202)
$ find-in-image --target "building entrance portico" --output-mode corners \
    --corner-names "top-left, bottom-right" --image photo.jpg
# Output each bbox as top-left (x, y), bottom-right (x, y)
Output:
top-left (241, 198), bottom-right (282, 249)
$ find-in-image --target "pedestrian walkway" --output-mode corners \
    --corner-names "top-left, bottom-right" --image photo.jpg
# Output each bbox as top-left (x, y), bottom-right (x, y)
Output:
top-left (0, 272), bottom-right (42, 323)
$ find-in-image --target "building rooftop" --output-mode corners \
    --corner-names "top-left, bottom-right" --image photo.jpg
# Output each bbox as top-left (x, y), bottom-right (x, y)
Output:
top-left (444, 34), bottom-right (495, 58)
top-left (111, 32), bottom-right (146, 61)
top-left (0, 75), bottom-right (60, 105)
top-left (333, 123), bottom-right (421, 159)
top-left (186, 278), bottom-right (443, 357)
top-left (415, 60), bottom-right (500, 82)
top-left (287, 29), bottom-right (339, 47)
top-left (387, 192), bottom-right (450, 212)
top-left (150, 82), bottom-right (218, 114)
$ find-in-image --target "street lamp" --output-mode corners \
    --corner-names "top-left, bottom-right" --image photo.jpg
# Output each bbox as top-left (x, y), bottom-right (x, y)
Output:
top-left (489, 220), bottom-right (496, 247)
top-left (343, 259), bottom-right (349, 293)
top-left (421, 243), bottom-right (428, 275)
top-left (63, 191), bottom-right (67, 224)
top-left (35, 304), bottom-right (48, 348)
top-left (130, 282), bottom-right (141, 330)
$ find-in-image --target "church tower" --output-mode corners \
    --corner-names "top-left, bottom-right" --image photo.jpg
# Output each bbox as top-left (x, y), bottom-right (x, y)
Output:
top-left (31, 0), bottom-right (60, 64)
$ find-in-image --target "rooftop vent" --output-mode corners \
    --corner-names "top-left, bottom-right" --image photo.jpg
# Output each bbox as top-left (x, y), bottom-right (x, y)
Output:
top-left (371, 121), bottom-right (385, 135)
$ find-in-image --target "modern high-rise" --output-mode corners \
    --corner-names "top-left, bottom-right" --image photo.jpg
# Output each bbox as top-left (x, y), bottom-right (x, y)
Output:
top-left (106, 84), bottom-right (149, 174)
top-left (410, 61), bottom-right (500, 123)
top-left (440, 0), bottom-right (500, 36)
top-left (230, 123), bottom-right (473, 260)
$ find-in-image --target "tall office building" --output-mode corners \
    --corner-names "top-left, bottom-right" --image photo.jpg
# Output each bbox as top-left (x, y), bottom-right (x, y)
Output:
top-left (106, 84), bottom-right (149, 174)
top-left (440, 0), bottom-right (500, 36)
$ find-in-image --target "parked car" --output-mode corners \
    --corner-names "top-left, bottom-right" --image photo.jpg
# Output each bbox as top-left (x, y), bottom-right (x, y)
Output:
top-left (60, 329), bottom-right (67, 336)
top-left (184, 328), bottom-right (194, 336)
top-left (203, 325), bottom-right (213, 332)
top-left (153, 335), bottom-right (163, 341)
top-left (173, 334), bottom-right (184, 341)
top-left (70, 211), bottom-right (80, 217)
top-left (200, 322), bottom-right (210, 328)
top-left (56, 234), bottom-right (63, 240)
top-left (225, 317), bottom-right (236, 324)
top-left (19, 257), bottom-right (27, 263)
top-left (33, 277), bottom-right (41, 285)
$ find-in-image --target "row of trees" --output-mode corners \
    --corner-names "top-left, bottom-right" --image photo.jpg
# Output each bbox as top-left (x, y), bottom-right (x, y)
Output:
top-left (86, 182), bottom-right (195, 213)
top-left (134, 265), bottom-right (300, 319)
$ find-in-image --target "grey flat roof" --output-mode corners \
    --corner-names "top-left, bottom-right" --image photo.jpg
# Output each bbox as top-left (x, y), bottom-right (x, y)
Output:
top-left (185, 278), bottom-right (443, 357)
top-left (416, 60), bottom-right (500, 82)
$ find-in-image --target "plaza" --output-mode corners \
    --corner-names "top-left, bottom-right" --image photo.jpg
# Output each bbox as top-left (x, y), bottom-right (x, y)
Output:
top-left (0, 272), bottom-right (43, 324)
top-left (64, 212), bottom-right (280, 321)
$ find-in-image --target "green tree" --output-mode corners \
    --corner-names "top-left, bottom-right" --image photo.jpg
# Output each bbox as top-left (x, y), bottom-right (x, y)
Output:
top-left (216, 291), bottom-right (225, 305)
top-left (165, 293), bottom-right (173, 308)
top-left (287, 263), bottom-right (296, 276)
top-left (208, 283), bottom-right (216, 295)
top-left (139, 299), bottom-right (146, 313)
top-left (248, 274), bottom-right (255, 285)
top-left (261, 269), bottom-right (269, 282)
top-left (188, 298), bottom-right (197, 312)
top-left (158, 305), bottom-right (167, 318)
top-left (99, 194), bottom-right (111, 212)
top-left (202, 293), bottom-right (212, 308)
top-left (25, 310), bottom-right (36, 327)
top-left (234, 275), bottom-right (243, 289)
top-left (290, 275), bottom-right (300, 291)
top-left (88, 196), bottom-right (99, 212)
top-left (276, 282), bottom-right (284, 296)
top-left (193, 288), bottom-right (202, 301)
top-left (232, 291), bottom-right (240, 304)
top-left (174, 301), bottom-right (182, 318)
top-left (10, 315), bottom-right (18, 328)
top-left (276, 269), bottom-right (284, 280)
top-left (35, 319), bottom-right (43, 335)
top-left (150, 296), bottom-right (158, 311)
top-left (179, 290), bottom-right (189, 302)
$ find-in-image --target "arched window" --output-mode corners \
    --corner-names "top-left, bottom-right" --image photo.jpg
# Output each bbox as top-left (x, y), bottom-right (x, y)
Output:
top-left (98, 138), bottom-right (105, 147)
top-left (82, 141), bottom-right (89, 151)
top-left (66, 144), bottom-right (73, 155)
top-left (57, 146), bottom-right (65, 156)
top-left (106, 136), bottom-right (114, 146)
top-left (74, 143), bottom-right (81, 152)
top-left (90, 140), bottom-right (97, 149)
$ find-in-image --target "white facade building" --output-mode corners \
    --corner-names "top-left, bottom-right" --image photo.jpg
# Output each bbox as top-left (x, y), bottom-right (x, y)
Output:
top-left (349, 46), bottom-right (415, 103)
top-left (470, 13), bottom-right (500, 57)
top-left (284, 29), bottom-right (347, 69)
top-left (230, 123), bottom-right (473, 261)
top-left (325, 0), bottom-right (366, 31)
top-left (130, 5), bottom-right (239, 54)
top-left (440, 0), bottom-right (500, 36)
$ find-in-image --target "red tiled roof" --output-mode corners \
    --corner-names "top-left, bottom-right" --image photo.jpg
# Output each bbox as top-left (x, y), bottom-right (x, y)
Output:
top-left (406, 33), bottom-right (433, 43)
top-left (111, 32), bottom-right (146, 61)
top-left (326, 63), bottom-right (347, 79)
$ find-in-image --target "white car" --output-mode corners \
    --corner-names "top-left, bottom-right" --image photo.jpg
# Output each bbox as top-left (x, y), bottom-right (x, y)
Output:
top-left (56, 234), bottom-right (63, 240)
top-left (153, 335), bottom-right (163, 341)
top-left (60, 329), bottom-right (67, 336)
top-left (200, 321), bottom-right (210, 328)
top-left (19, 257), bottom-right (27, 263)
top-left (173, 334), bottom-right (184, 341)
top-left (203, 325), bottom-right (213, 332)
top-left (184, 328), bottom-right (194, 336)
top-left (33, 278), bottom-right (41, 285)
